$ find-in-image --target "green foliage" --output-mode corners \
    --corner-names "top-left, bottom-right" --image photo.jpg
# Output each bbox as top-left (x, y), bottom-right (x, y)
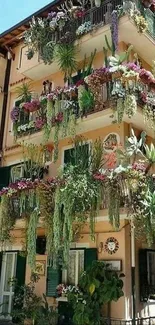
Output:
top-left (68, 261), bottom-right (124, 325)
top-left (79, 88), bottom-right (95, 114)
top-left (27, 209), bottom-right (40, 270)
top-left (15, 83), bottom-right (32, 102)
top-left (81, 49), bottom-right (97, 78)
top-left (54, 44), bottom-right (78, 82)
top-left (12, 278), bottom-right (58, 325)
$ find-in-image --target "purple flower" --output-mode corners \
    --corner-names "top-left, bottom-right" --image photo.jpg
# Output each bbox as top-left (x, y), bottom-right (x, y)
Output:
top-left (125, 63), bottom-right (141, 72)
top-left (111, 10), bottom-right (118, 51)
top-left (48, 11), bottom-right (57, 19)
top-left (10, 107), bottom-right (19, 122)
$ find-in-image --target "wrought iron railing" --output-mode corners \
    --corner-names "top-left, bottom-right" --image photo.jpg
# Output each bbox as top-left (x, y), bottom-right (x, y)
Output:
top-left (102, 317), bottom-right (155, 325)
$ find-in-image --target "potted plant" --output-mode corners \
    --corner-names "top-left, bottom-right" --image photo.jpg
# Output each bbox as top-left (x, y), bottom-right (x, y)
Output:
top-left (95, 0), bottom-right (101, 7)
top-left (141, 0), bottom-right (154, 8)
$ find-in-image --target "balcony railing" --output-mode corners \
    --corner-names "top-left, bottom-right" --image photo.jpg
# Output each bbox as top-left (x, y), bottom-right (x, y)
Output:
top-left (136, 0), bottom-right (155, 38)
top-left (51, 0), bottom-right (155, 44)
top-left (102, 317), bottom-right (155, 325)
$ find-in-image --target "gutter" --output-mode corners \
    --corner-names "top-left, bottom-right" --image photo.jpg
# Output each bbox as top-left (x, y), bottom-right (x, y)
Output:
top-left (0, 56), bottom-right (11, 154)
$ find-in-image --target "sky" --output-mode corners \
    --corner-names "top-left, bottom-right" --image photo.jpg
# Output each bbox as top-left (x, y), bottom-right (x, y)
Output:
top-left (0, 0), bottom-right (52, 34)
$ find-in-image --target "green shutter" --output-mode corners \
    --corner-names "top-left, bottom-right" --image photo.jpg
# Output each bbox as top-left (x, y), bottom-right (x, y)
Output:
top-left (46, 267), bottom-right (61, 297)
top-left (15, 253), bottom-right (26, 286)
top-left (84, 248), bottom-right (97, 270)
top-left (139, 249), bottom-right (148, 302)
top-left (0, 166), bottom-right (11, 190)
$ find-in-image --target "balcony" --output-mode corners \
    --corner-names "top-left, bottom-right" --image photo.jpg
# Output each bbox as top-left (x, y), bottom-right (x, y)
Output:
top-left (12, 64), bottom-right (155, 144)
top-left (18, 0), bottom-right (155, 80)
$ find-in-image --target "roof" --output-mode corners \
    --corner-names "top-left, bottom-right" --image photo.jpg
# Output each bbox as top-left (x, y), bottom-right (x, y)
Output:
top-left (0, 0), bottom-right (60, 49)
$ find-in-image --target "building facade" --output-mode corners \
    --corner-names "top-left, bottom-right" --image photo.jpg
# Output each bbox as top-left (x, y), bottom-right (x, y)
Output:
top-left (0, 0), bottom-right (155, 323)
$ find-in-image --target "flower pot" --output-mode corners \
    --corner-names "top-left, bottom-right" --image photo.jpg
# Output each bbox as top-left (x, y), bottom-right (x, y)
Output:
top-left (95, 0), bottom-right (101, 7)
top-left (142, 0), bottom-right (153, 8)
top-left (24, 319), bottom-right (33, 325)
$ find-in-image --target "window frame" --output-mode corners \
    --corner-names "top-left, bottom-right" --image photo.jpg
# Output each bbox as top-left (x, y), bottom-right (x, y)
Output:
top-left (147, 250), bottom-right (155, 286)
top-left (10, 163), bottom-right (24, 183)
top-left (62, 249), bottom-right (85, 286)
top-left (61, 140), bottom-right (92, 167)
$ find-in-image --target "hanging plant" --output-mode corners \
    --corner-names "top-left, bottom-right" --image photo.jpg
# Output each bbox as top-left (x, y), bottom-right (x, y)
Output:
top-left (124, 94), bottom-right (137, 118)
top-left (27, 208), bottom-right (40, 270)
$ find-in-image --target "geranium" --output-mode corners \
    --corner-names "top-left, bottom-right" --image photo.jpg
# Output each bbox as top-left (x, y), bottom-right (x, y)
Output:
top-left (35, 118), bottom-right (45, 129)
top-left (23, 99), bottom-right (40, 112)
top-left (132, 161), bottom-right (146, 172)
top-left (139, 69), bottom-right (154, 85)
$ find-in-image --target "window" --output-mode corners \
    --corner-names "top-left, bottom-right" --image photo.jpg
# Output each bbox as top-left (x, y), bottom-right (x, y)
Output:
top-left (46, 248), bottom-right (97, 297)
top-left (139, 249), bottom-right (155, 301)
top-left (15, 99), bottom-right (30, 126)
top-left (63, 143), bottom-right (90, 167)
top-left (62, 250), bottom-right (85, 286)
top-left (147, 251), bottom-right (155, 286)
top-left (10, 164), bottom-right (24, 183)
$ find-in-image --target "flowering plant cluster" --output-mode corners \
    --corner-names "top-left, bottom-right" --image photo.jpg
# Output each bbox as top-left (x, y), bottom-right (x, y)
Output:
top-left (48, 11), bottom-right (69, 31)
top-left (23, 99), bottom-right (40, 113)
top-left (0, 177), bottom-right (60, 197)
top-left (56, 284), bottom-right (80, 296)
top-left (76, 21), bottom-right (92, 36)
top-left (130, 9), bottom-right (148, 33)
top-left (10, 107), bottom-right (20, 123)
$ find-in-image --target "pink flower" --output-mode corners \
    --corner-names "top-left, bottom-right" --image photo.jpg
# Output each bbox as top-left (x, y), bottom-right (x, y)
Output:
top-left (132, 162), bottom-right (146, 172)
top-left (93, 173), bottom-right (105, 181)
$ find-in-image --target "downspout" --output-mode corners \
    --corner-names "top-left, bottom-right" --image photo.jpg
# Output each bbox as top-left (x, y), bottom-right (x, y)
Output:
top-left (0, 55), bottom-right (12, 155)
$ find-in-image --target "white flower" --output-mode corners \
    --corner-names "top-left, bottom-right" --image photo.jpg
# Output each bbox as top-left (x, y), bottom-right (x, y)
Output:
top-left (114, 165), bottom-right (126, 174)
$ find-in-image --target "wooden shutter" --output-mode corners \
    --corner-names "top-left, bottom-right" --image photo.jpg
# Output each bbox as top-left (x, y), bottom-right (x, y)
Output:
top-left (15, 253), bottom-right (26, 287)
top-left (139, 249), bottom-right (148, 302)
top-left (84, 248), bottom-right (97, 270)
top-left (0, 166), bottom-right (11, 190)
top-left (46, 267), bottom-right (61, 297)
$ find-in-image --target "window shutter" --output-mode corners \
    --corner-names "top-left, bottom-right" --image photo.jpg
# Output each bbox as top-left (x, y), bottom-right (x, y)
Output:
top-left (46, 267), bottom-right (61, 297)
top-left (0, 166), bottom-right (11, 190)
top-left (84, 248), bottom-right (97, 270)
top-left (15, 253), bottom-right (26, 287)
top-left (139, 249), bottom-right (148, 302)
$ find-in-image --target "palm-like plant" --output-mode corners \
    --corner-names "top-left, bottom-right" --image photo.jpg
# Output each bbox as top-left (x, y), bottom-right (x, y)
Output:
top-left (54, 44), bottom-right (78, 82)
top-left (16, 82), bottom-right (33, 102)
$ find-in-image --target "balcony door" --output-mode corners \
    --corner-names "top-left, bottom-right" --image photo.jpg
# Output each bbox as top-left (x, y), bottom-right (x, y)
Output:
top-left (0, 252), bottom-right (17, 319)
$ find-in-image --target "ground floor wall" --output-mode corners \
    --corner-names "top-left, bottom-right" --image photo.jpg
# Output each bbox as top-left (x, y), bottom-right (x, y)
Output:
top-left (0, 218), bottom-right (155, 320)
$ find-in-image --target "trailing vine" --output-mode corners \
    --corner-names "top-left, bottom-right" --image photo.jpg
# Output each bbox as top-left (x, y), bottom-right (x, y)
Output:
top-left (27, 208), bottom-right (40, 270)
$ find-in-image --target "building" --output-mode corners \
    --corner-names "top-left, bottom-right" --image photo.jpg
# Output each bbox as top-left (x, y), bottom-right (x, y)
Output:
top-left (0, 0), bottom-right (155, 323)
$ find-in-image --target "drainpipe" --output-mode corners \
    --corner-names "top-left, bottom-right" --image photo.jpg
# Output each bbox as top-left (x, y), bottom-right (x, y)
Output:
top-left (131, 218), bottom-right (136, 325)
top-left (0, 54), bottom-right (12, 156)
